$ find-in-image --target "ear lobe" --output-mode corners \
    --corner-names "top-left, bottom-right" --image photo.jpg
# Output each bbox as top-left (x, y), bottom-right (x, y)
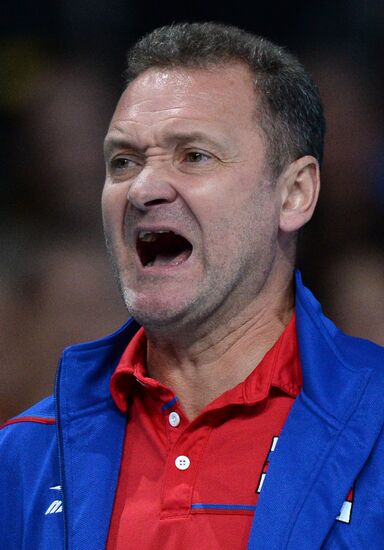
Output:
top-left (279, 156), bottom-right (320, 233)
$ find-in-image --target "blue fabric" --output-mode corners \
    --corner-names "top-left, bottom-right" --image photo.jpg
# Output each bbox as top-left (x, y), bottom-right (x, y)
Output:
top-left (1, 272), bottom-right (384, 549)
top-left (161, 397), bottom-right (179, 411)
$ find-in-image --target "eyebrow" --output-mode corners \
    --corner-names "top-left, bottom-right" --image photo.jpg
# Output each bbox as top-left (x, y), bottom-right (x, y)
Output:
top-left (163, 131), bottom-right (224, 149)
top-left (103, 130), bottom-right (227, 160)
top-left (103, 136), bottom-right (136, 160)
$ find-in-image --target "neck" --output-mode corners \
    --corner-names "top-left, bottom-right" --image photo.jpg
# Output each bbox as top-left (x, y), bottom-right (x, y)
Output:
top-left (146, 275), bottom-right (295, 420)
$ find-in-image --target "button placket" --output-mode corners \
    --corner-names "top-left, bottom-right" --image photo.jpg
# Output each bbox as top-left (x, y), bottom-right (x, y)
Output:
top-left (160, 423), bottom-right (213, 517)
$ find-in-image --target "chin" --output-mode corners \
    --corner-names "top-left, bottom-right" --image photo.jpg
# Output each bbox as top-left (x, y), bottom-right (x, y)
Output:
top-left (122, 288), bottom-right (196, 330)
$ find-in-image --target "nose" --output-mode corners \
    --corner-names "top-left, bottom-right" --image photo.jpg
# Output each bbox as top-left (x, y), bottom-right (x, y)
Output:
top-left (127, 166), bottom-right (178, 211)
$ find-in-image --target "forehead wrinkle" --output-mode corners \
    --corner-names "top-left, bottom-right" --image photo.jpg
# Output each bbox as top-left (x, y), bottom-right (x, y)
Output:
top-left (160, 130), bottom-right (230, 153)
top-left (122, 103), bottom-right (188, 117)
top-left (118, 83), bottom-right (231, 119)
top-left (105, 113), bottom-right (234, 158)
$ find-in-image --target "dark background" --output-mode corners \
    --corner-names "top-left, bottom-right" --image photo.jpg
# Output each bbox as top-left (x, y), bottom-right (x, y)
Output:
top-left (1, 1), bottom-right (384, 423)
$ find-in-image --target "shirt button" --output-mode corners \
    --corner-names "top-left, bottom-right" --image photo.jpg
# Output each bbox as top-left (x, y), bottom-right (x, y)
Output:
top-left (169, 412), bottom-right (181, 427)
top-left (175, 455), bottom-right (190, 471)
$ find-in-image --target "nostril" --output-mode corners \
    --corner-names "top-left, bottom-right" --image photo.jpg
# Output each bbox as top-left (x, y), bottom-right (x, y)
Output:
top-left (127, 174), bottom-right (178, 211)
top-left (144, 198), bottom-right (170, 206)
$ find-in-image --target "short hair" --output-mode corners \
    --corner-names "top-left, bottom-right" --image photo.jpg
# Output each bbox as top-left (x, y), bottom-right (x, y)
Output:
top-left (125, 22), bottom-right (325, 178)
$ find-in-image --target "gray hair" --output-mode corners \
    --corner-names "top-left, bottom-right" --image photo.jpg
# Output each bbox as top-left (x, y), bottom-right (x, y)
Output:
top-left (124, 22), bottom-right (325, 178)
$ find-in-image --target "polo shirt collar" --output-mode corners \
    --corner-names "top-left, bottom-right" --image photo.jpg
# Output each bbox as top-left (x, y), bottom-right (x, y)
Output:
top-left (110, 314), bottom-right (301, 413)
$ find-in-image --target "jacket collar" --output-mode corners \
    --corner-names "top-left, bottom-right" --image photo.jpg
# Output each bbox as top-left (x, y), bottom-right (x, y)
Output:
top-left (55, 318), bottom-right (139, 550)
top-left (56, 271), bottom-right (384, 550)
top-left (247, 271), bottom-right (384, 549)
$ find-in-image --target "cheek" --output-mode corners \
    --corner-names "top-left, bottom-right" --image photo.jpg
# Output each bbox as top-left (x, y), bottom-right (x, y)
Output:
top-left (210, 192), bottom-right (279, 260)
top-left (101, 184), bottom-right (128, 238)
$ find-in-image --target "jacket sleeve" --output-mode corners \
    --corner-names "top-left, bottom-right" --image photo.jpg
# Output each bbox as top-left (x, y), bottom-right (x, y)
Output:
top-left (0, 396), bottom-right (64, 550)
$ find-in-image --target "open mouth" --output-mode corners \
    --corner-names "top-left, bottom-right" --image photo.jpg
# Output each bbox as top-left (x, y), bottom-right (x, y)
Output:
top-left (136, 230), bottom-right (193, 268)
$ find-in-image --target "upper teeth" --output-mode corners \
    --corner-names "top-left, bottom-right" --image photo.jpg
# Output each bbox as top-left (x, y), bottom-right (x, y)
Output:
top-left (138, 230), bottom-right (173, 242)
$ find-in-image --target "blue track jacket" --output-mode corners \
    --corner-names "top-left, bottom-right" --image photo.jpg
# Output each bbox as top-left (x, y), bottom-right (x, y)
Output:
top-left (1, 272), bottom-right (384, 549)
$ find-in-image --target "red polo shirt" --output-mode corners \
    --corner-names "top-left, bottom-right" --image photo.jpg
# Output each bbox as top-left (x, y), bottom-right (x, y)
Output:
top-left (107, 314), bottom-right (302, 549)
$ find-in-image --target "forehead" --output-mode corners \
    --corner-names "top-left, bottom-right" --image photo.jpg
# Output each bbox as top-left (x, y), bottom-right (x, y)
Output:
top-left (109, 63), bottom-right (258, 134)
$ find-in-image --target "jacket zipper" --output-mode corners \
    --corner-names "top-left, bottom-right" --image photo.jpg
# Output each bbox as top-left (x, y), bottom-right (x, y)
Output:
top-left (54, 356), bottom-right (68, 550)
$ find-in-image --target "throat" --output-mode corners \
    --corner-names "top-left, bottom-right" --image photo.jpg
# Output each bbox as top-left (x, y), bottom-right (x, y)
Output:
top-left (146, 307), bottom-right (294, 419)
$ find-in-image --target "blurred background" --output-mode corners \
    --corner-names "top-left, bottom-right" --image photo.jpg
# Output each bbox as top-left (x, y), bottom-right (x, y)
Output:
top-left (1, 0), bottom-right (383, 423)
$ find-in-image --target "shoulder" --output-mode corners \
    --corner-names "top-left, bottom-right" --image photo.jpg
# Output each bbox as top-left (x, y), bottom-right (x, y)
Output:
top-left (1, 395), bottom-right (55, 430)
top-left (1, 395), bottom-right (55, 426)
top-left (334, 331), bottom-right (384, 367)
top-left (0, 397), bottom-right (61, 548)
top-left (0, 394), bottom-right (59, 489)
top-left (296, 270), bottom-right (384, 370)
top-left (0, 395), bottom-right (57, 458)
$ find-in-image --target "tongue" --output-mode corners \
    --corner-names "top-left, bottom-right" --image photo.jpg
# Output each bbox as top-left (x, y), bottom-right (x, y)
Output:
top-left (151, 248), bottom-right (191, 266)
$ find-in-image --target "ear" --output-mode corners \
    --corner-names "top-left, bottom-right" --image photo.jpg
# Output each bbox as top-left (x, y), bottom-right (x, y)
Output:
top-left (279, 155), bottom-right (320, 233)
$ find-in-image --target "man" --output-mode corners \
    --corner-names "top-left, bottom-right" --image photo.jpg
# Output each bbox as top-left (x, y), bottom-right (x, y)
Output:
top-left (1, 22), bottom-right (384, 550)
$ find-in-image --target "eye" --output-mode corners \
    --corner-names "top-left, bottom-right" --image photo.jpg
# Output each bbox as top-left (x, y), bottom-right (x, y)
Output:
top-left (184, 150), bottom-right (212, 163)
top-left (110, 157), bottom-right (138, 170)
top-left (108, 156), bottom-right (142, 179)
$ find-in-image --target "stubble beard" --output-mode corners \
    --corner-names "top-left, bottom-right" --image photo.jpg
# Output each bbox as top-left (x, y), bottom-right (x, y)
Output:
top-left (103, 219), bottom-right (279, 340)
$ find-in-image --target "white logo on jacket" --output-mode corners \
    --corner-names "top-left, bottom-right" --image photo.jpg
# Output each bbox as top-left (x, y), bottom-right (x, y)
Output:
top-left (257, 437), bottom-right (355, 524)
top-left (45, 485), bottom-right (63, 515)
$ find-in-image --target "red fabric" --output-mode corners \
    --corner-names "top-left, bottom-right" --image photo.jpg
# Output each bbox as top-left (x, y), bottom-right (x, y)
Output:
top-left (0, 417), bottom-right (56, 430)
top-left (107, 315), bottom-right (301, 550)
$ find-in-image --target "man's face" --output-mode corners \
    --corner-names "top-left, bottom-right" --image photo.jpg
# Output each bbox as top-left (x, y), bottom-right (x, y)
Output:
top-left (102, 63), bottom-right (282, 332)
